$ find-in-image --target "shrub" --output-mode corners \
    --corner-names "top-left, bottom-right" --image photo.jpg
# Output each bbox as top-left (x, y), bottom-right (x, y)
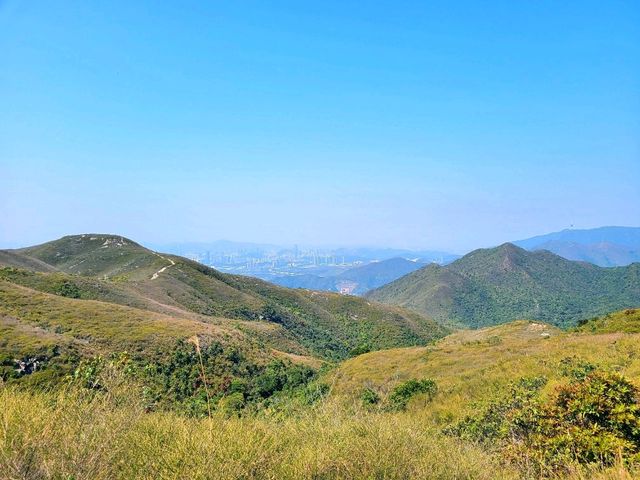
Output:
top-left (349, 344), bottom-right (371, 356)
top-left (361, 387), bottom-right (380, 406)
top-left (297, 382), bottom-right (330, 405)
top-left (388, 378), bottom-right (437, 410)
top-left (447, 372), bottom-right (640, 474)
top-left (558, 356), bottom-right (596, 380)
top-left (445, 376), bottom-right (547, 443)
top-left (53, 280), bottom-right (81, 298)
top-left (516, 372), bottom-right (640, 471)
top-left (219, 392), bottom-right (245, 416)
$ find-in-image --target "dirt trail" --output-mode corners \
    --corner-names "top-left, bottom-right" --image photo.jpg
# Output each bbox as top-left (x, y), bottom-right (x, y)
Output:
top-left (151, 253), bottom-right (176, 280)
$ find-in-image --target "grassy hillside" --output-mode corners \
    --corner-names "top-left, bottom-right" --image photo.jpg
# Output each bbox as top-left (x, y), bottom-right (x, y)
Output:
top-left (3, 313), bottom-right (640, 479)
top-left (574, 307), bottom-right (640, 334)
top-left (0, 249), bottom-right (59, 272)
top-left (14, 234), bottom-right (167, 280)
top-left (331, 319), bottom-right (640, 407)
top-left (5, 234), bottom-right (640, 477)
top-left (366, 243), bottom-right (640, 328)
top-left (1, 235), bottom-right (448, 359)
top-left (0, 234), bottom-right (448, 415)
top-left (1, 385), bottom-right (515, 480)
top-left (322, 314), bottom-right (640, 477)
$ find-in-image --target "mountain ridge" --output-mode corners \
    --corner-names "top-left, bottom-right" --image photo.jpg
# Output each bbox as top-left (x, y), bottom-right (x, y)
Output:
top-left (366, 242), bottom-right (640, 328)
top-left (514, 226), bottom-right (640, 266)
top-left (0, 234), bottom-right (449, 367)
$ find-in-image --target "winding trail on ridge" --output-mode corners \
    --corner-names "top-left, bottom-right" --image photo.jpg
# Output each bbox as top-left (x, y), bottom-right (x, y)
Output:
top-left (151, 253), bottom-right (176, 280)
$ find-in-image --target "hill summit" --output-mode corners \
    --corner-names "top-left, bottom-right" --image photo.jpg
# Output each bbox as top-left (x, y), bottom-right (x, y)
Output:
top-left (366, 243), bottom-right (640, 328)
top-left (0, 233), bottom-right (448, 366)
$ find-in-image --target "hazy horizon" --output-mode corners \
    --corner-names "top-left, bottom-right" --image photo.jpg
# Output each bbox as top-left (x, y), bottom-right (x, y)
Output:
top-left (2, 1), bottom-right (639, 252)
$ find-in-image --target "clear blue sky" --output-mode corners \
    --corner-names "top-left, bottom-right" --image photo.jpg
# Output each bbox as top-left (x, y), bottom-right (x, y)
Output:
top-left (1, 1), bottom-right (638, 252)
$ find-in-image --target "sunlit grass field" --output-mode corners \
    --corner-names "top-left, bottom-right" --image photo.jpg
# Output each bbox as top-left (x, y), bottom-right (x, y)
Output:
top-left (3, 311), bottom-right (640, 480)
top-left (4, 380), bottom-right (639, 480)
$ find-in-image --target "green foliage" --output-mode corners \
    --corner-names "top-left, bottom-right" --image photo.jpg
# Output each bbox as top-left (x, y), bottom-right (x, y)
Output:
top-left (299, 382), bottom-right (330, 404)
top-left (360, 387), bottom-right (380, 406)
top-left (558, 356), bottom-right (597, 381)
top-left (388, 378), bottom-right (437, 410)
top-left (445, 376), bottom-right (547, 442)
top-left (349, 343), bottom-right (371, 356)
top-left (139, 340), bottom-right (318, 415)
top-left (52, 280), bottom-right (81, 298)
top-left (368, 243), bottom-right (640, 329)
top-left (218, 392), bottom-right (245, 416)
top-left (71, 352), bottom-right (135, 389)
top-left (575, 308), bottom-right (640, 334)
top-left (522, 372), bottom-right (640, 470)
top-left (2, 235), bottom-right (450, 364)
top-left (447, 372), bottom-right (640, 474)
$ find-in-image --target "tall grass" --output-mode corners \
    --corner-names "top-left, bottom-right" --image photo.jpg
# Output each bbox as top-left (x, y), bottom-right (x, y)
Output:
top-left (1, 382), bottom-right (514, 480)
top-left (189, 335), bottom-right (213, 440)
top-left (2, 382), bottom-right (638, 479)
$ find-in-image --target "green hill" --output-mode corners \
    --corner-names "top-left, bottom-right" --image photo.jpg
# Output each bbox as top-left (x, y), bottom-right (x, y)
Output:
top-left (3, 236), bottom-right (640, 477)
top-left (0, 235), bottom-right (448, 390)
top-left (0, 249), bottom-right (59, 272)
top-left (574, 307), bottom-right (640, 334)
top-left (366, 243), bottom-right (640, 328)
top-left (4, 311), bottom-right (640, 479)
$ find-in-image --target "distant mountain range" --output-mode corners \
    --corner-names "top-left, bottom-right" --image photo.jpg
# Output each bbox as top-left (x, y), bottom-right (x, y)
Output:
top-left (366, 243), bottom-right (640, 329)
top-left (514, 226), bottom-right (640, 267)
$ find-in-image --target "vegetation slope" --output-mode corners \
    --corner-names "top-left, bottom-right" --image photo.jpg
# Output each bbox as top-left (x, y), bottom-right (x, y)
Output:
top-left (0, 234), bottom-right (448, 412)
top-left (3, 234), bottom-right (640, 479)
top-left (3, 310), bottom-right (640, 479)
top-left (331, 310), bottom-right (640, 412)
top-left (366, 243), bottom-right (640, 328)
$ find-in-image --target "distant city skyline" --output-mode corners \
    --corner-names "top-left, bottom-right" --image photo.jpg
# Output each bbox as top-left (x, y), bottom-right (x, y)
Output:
top-left (2, 1), bottom-right (639, 251)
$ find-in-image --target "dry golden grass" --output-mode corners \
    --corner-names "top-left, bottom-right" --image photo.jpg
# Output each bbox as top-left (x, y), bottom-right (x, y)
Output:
top-left (0, 384), bottom-right (516, 480)
top-left (3, 318), bottom-right (640, 479)
top-left (331, 320), bottom-right (640, 424)
top-left (2, 382), bottom-right (637, 480)
top-left (0, 280), bottom-right (305, 365)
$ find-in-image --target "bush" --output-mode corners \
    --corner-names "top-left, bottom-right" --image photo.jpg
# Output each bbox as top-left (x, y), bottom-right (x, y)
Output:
top-left (297, 382), bottom-right (330, 405)
top-left (445, 376), bottom-right (547, 443)
top-left (66, 341), bottom-right (318, 416)
top-left (361, 387), bottom-right (380, 406)
top-left (219, 392), bottom-right (245, 416)
top-left (54, 280), bottom-right (81, 298)
top-left (349, 344), bottom-right (371, 356)
top-left (519, 372), bottom-right (640, 470)
top-left (388, 379), bottom-right (437, 410)
top-left (447, 372), bottom-right (640, 474)
top-left (558, 356), bottom-right (596, 380)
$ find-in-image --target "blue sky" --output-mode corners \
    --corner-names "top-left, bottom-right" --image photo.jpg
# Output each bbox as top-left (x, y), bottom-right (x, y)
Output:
top-left (1, 1), bottom-right (639, 252)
